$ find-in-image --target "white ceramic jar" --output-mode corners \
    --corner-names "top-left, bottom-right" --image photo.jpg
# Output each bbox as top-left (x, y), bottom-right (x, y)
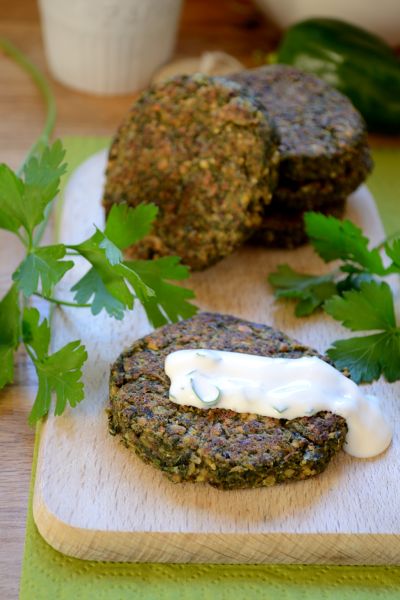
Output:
top-left (38, 0), bottom-right (183, 95)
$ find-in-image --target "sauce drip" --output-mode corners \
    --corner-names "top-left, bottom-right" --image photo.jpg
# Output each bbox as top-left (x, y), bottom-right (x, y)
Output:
top-left (165, 349), bottom-right (392, 458)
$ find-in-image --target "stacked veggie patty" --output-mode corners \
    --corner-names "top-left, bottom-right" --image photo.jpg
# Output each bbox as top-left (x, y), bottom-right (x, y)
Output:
top-left (229, 65), bottom-right (372, 248)
top-left (104, 74), bottom-right (279, 270)
top-left (104, 66), bottom-right (372, 265)
top-left (108, 312), bottom-right (347, 489)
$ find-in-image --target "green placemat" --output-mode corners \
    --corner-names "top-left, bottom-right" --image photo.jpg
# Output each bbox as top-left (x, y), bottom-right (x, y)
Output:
top-left (367, 148), bottom-right (400, 236)
top-left (20, 138), bottom-right (400, 600)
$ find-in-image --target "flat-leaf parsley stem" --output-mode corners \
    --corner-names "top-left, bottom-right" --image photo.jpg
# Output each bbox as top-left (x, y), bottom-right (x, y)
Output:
top-left (0, 37), bottom-right (56, 174)
top-left (34, 292), bottom-right (91, 309)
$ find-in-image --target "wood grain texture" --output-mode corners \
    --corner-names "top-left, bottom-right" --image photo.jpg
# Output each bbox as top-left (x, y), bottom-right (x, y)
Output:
top-left (33, 151), bottom-right (400, 564)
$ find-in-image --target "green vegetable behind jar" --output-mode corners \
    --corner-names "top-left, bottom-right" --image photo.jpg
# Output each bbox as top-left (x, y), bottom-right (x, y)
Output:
top-left (273, 18), bottom-right (400, 133)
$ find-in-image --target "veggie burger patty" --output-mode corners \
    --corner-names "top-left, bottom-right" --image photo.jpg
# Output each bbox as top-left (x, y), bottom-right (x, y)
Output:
top-left (103, 74), bottom-right (279, 271)
top-left (108, 312), bottom-right (347, 490)
top-left (230, 64), bottom-right (372, 211)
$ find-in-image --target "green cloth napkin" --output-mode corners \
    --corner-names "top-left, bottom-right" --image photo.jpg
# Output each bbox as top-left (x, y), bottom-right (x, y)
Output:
top-left (20, 138), bottom-right (400, 600)
top-left (366, 148), bottom-right (400, 236)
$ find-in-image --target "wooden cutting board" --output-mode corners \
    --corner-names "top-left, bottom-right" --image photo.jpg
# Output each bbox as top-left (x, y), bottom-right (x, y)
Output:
top-left (33, 150), bottom-right (400, 564)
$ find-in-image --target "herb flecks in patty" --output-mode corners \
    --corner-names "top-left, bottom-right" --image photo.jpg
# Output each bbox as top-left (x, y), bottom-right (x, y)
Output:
top-left (108, 313), bottom-right (347, 489)
top-left (104, 74), bottom-right (279, 270)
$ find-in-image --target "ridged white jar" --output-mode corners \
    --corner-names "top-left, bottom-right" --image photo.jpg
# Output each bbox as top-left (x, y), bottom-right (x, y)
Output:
top-left (38, 0), bottom-right (183, 95)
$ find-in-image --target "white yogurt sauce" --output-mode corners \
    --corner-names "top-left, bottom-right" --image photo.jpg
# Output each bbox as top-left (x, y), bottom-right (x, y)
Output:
top-left (164, 349), bottom-right (392, 459)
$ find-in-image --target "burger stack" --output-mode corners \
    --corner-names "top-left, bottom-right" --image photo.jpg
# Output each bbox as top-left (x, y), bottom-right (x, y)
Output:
top-left (229, 65), bottom-right (372, 248)
top-left (104, 65), bottom-right (372, 268)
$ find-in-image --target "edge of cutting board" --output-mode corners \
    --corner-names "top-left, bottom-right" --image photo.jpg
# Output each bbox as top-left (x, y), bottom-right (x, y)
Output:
top-left (33, 150), bottom-right (400, 564)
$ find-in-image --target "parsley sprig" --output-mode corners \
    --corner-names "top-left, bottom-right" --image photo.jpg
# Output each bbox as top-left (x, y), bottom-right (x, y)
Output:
top-left (269, 212), bottom-right (400, 384)
top-left (0, 39), bottom-right (196, 424)
top-left (0, 141), bottom-right (197, 423)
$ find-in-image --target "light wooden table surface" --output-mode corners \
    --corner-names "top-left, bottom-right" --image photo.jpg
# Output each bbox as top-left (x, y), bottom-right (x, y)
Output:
top-left (0, 1), bottom-right (279, 597)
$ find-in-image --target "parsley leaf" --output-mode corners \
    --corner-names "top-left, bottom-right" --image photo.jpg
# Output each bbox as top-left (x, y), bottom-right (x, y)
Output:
top-left (0, 141), bottom-right (66, 240)
top-left (12, 244), bottom-right (74, 297)
top-left (22, 308), bottom-right (87, 424)
top-left (104, 203), bottom-right (158, 250)
top-left (0, 165), bottom-right (25, 233)
top-left (71, 268), bottom-right (125, 319)
top-left (0, 285), bottom-right (20, 389)
top-left (327, 332), bottom-right (400, 384)
top-left (324, 281), bottom-right (395, 331)
top-left (70, 228), bottom-right (155, 317)
top-left (269, 210), bottom-right (400, 383)
top-left (305, 212), bottom-right (385, 274)
top-left (22, 307), bottom-right (50, 359)
top-left (325, 281), bottom-right (400, 383)
top-left (33, 341), bottom-right (87, 421)
top-left (70, 205), bottom-right (197, 325)
top-left (126, 257), bottom-right (198, 326)
top-left (98, 231), bottom-right (122, 266)
top-left (71, 230), bottom-right (135, 312)
top-left (335, 272), bottom-right (375, 294)
top-left (385, 239), bottom-right (400, 272)
top-left (22, 140), bottom-right (66, 230)
top-left (100, 203), bottom-right (159, 267)
top-left (268, 264), bottom-right (337, 316)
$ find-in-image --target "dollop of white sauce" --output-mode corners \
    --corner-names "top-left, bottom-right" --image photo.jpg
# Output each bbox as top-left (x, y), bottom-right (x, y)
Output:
top-left (164, 349), bottom-right (392, 459)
